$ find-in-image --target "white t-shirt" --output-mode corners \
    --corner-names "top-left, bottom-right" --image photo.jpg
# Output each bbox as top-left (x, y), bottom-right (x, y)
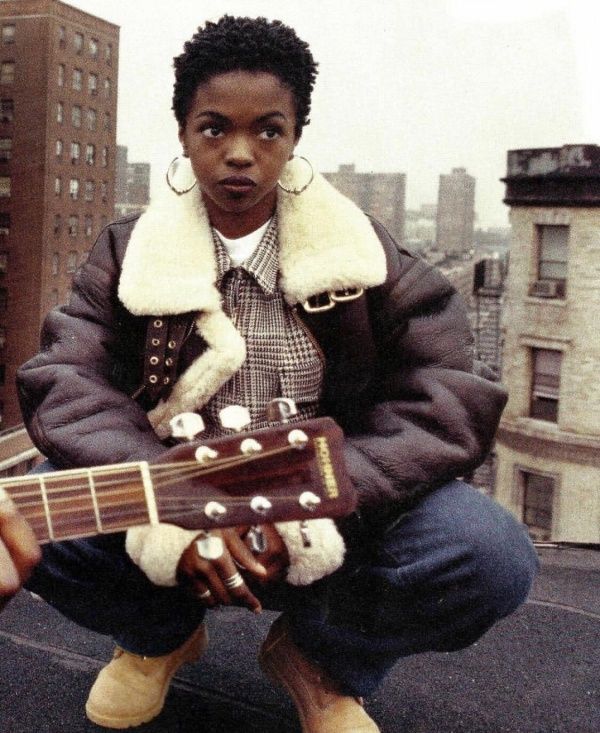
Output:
top-left (214, 218), bottom-right (272, 267)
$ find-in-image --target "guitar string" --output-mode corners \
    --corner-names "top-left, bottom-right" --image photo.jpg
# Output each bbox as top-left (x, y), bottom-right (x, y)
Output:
top-left (4, 444), bottom-right (303, 502)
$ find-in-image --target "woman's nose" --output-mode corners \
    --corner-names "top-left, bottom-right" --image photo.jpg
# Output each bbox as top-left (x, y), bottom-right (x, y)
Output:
top-left (225, 135), bottom-right (254, 167)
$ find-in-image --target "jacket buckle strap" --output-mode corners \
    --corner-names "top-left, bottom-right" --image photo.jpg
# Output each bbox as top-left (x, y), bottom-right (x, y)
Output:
top-left (302, 287), bottom-right (364, 313)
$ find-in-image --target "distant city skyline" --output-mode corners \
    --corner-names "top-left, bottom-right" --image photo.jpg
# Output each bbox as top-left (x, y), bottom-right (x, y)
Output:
top-left (61, 1), bottom-right (597, 227)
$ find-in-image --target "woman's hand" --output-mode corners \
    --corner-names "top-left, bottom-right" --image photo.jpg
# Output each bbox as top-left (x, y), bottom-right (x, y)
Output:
top-left (177, 527), bottom-right (268, 613)
top-left (177, 524), bottom-right (290, 611)
top-left (0, 490), bottom-right (41, 611)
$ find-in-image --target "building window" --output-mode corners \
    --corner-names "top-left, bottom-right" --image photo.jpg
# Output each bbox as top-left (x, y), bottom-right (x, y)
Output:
top-left (88, 72), bottom-right (98, 95)
top-left (105, 43), bottom-right (112, 64)
top-left (103, 111), bottom-right (111, 131)
top-left (0, 98), bottom-right (13, 122)
top-left (67, 251), bottom-right (78, 273)
top-left (68, 215), bottom-right (78, 237)
top-left (0, 212), bottom-right (9, 236)
top-left (0, 327), bottom-right (5, 348)
top-left (0, 62), bottom-right (15, 85)
top-left (54, 176), bottom-right (62, 196)
top-left (87, 107), bottom-right (97, 131)
top-left (50, 288), bottom-right (59, 305)
top-left (101, 146), bottom-right (108, 167)
top-left (1, 25), bottom-right (16, 45)
top-left (0, 287), bottom-right (6, 310)
top-left (0, 137), bottom-right (11, 161)
top-left (100, 180), bottom-right (108, 202)
top-left (104, 77), bottom-right (111, 97)
top-left (72, 68), bottom-right (83, 91)
top-left (74, 32), bottom-right (84, 55)
top-left (531, 225), bottom-right (569, 298)
top-left (56, 101), bottom-right (63, 123)
top-left (84, 214), bottom-right (93, 237)
top-left (0, 252), bottom-right (7, 273)
top-left (58, 63), bottom-right (65, 87)
top-left (85, 143), bottom-right (95, 165)
top-left (70, 141), bottom-right (80, 163)
top-left (0, 175), bottom-right (10, 197)
top-left (84, 179), bottom-right (95, 201)
top-left (71, 104), bottom-right (81, 128)
top-left (58, 26), bottom-right (66, 48)
top-left (51, 252), bottom-right (59, 274)
top-left (53, 214), bottom-right (61, 235)
top-left (530, 348), bottom-right (562, 422)
top-left (69, 177), bottom-right (79, 200)
top-left (55, 139), bottom-right (63, 157)
top-left (520, 470), bottom-right (554, 542)
top-left (89, 38), bottom-right (98, 59)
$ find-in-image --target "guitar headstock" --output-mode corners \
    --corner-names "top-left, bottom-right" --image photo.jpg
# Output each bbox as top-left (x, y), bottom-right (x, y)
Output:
top-left (151, 406), bottom-right (356, 531)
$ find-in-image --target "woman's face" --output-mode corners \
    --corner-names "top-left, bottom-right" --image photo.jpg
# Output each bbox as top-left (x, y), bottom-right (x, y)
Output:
top-left (179, 70), bottom-right (299, 237)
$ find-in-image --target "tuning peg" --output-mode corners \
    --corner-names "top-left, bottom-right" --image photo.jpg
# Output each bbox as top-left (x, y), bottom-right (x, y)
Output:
top-left (266, 398), bottom-right (298, 424)
top-left (194, 445), bottom-right (219, 464)
top-left (204, 501), bottom-right (227, 520)
top-left (219, 405), bottom-right (251, 432)
top-left (250, 496), bottom-right (272, 515)
top-left (241, 438), bottom-right (263, 456)
top-left (170, 412), bottom-right (205, 442)
top-left (299, 491), bottom-right (321, 511)
top-left (288, 429), bottom-right (309, 449)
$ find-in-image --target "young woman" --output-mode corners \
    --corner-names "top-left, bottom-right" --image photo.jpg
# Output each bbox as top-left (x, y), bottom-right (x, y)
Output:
top-left (17, 16), bottom-right (538, 733)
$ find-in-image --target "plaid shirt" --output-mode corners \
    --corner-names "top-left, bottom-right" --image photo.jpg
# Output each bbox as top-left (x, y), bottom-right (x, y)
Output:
top-left (200, 217), bottom-right (324, 438)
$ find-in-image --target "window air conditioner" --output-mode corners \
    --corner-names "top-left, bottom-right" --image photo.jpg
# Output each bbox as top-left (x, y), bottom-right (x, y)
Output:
top-left (530, 279), bottom-right (561, 298)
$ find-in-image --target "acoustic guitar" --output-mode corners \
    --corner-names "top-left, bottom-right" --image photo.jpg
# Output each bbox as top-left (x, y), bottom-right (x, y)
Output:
top-left (1, 408), bottom-right (356, 544)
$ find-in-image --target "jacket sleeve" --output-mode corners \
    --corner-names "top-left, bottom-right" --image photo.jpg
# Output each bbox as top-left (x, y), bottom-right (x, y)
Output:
top-left (16, 224), bottom-right (165, 469)
top-left (343, 223), bottom-right (508, 509)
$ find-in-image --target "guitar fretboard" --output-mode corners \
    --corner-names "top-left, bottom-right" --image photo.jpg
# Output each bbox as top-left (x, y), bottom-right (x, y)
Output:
top-left (1, 462), bottom-right (153, 543)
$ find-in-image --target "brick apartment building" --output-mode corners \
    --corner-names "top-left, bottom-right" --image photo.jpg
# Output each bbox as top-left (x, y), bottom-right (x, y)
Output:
top-left (323, 163), bottom-right (405, 246)
top-left (0, 0), bottom-right (119, 427)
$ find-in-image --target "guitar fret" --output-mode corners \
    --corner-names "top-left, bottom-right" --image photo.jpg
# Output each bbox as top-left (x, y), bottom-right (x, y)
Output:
top-left (87, 469), bottom-right (103, 533)
top-left (38, 475), bottom-right (55, 541)
top-left (139, 461), bottom-right (158, 525)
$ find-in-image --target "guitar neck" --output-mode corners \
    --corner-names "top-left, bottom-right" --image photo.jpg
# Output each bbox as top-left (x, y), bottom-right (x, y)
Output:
top-left (1, 463), bottom-right (153, 544)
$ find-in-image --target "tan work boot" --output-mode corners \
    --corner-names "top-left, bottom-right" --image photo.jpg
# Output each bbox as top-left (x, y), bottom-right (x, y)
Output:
top-left (85, 624), bottom-right (208, 729)
top-left (259, 616), bottom-right (380, 733)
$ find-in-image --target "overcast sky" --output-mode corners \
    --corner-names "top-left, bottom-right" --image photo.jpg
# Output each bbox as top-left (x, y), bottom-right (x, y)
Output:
top-left (67, 0), bottom-right (598, 227)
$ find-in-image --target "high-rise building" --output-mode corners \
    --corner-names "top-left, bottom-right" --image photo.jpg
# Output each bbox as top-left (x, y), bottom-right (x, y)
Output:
top-left (323, 164), bottom-right (405, 245)
top-left (0, 0), bottom-right (118, 427)
top-left (114, 144), bottom-right (150, 218)
top-left (495, 144), bottom-right (600, 543)
top-left (436, 167), bottom-right (475, 254)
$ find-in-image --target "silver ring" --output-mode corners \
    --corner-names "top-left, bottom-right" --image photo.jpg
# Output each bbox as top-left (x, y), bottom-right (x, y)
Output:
top-left (196, 532), bottom-right (224, 561)
top-left (223, 572), bottom-right (244, 590)
top-left (198, 589), bottom-right (213, 600)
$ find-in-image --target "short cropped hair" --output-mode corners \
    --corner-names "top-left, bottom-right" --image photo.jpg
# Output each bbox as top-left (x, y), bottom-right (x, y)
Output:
top-left (173, 15), bottom-right (318, 137)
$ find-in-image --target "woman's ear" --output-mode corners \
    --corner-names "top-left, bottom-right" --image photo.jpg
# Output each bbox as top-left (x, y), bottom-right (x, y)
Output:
top-left (178, 128), bottom-right (188, 157)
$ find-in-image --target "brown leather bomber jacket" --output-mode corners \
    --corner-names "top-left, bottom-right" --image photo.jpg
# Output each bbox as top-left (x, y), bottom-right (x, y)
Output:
top-left (17, 213), bottom-right (507, 514)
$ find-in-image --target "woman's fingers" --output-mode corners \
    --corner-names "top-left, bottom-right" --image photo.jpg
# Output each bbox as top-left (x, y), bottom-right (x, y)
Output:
top-left (0, 494), bottom-right (41, 599)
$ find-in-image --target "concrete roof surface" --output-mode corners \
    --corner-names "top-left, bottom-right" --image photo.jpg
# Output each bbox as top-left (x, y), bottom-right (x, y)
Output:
top-left (0, 546), bottom-right (598, 733)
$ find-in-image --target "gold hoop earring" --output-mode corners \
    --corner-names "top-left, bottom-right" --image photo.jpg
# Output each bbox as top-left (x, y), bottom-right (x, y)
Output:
top-left (165, 156), bottom-right (198, 196)
top-left (277, 155), bottom-right (314, 195)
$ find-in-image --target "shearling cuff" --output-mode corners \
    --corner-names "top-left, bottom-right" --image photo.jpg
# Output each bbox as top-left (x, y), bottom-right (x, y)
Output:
top-left (126, 524), bottom-right (200, 587)
top-left (274, 518), bottom-right (346, 586)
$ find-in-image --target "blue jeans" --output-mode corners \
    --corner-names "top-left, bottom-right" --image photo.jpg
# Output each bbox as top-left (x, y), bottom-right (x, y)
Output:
top-left (26, 467), bottom-right (538, 697)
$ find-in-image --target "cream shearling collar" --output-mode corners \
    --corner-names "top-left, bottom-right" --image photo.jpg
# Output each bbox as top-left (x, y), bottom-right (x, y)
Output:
top-left (118, 157), bottom-right (387, 315)
top-left (118, 157), bottom-right (388, 437)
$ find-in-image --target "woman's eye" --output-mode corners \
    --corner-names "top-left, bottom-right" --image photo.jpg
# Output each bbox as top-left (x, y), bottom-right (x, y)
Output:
top-left (259, 128), bottom-right (281, 140)
top-left (201, 127), bottom-right (223, 139)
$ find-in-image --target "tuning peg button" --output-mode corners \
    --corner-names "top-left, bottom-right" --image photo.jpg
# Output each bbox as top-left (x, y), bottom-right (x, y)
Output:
top-left (194, 446), bottom-right (219, 464)
top-left (241, 438), bottom-right (262, 456)
top-left (204, 501), bottom-right (227, 520)
top-left (299, 491), bottom-right (321, 511)
top-left (219, 405), bottom-right (251, 432)
top-left (266, 398), bottom-right (298, 423)
top-left (288, 429), bottom-right (309, 449)
top-left (170, 412), bottom-right (205, 441)
top-left (250, 496), bottom-right (272, 515)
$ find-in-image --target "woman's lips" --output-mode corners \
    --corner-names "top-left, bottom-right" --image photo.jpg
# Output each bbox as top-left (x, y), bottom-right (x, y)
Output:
top-left (219, 176), bottom-right (256, 193)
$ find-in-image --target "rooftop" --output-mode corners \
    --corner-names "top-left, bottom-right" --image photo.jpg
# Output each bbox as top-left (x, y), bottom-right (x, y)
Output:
top-left (0, 546), bottom-right (598, 732)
